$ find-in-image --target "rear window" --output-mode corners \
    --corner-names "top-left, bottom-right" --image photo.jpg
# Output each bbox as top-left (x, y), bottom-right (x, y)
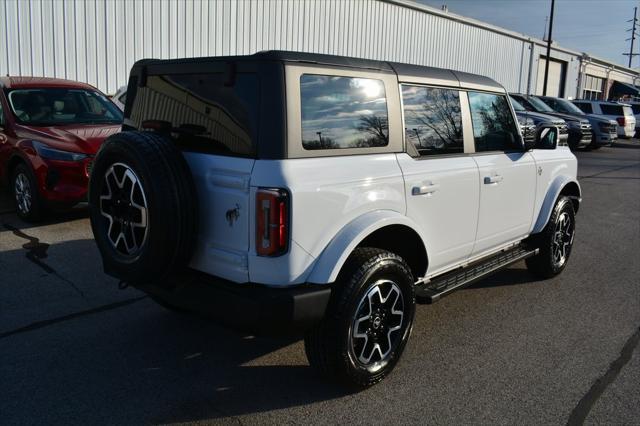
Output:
top-left (600, 104), bottom-right (624, 116)
top-left (300, 74), bottom-right (389, 150)
top-left (127, 73), bottom-right (259, 157)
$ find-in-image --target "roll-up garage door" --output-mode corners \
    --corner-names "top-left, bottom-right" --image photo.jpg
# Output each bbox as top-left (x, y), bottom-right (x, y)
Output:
top-left (536, 57), bottom-right (566, 97)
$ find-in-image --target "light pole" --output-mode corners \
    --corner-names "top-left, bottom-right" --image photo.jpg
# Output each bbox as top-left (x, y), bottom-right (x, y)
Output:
top-left (542, 0), bottom-right (555, 96)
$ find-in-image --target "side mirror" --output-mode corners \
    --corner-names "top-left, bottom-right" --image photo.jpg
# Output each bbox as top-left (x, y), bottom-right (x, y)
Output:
top-left (534, 125), bottom-right (558, 150)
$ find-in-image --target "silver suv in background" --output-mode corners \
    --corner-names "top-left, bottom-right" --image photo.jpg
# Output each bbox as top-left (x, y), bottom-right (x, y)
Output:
top-left (571, 100), bottom-right (635, 139)
top-left (510, 96), bottom-right (568, 145)
top-left (537, 96), bottom-right (618, 149)
top-left (511, 93), bottom-right (592, 150)
top-left (628, 102), bottom-right (640, 137)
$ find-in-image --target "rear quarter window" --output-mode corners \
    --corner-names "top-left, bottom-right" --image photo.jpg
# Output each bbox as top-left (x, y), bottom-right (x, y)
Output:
top-left (600, 104), bottom-right (624, 116)
top-left (300, 74), bottom-right (389, 150)
top-left (127, 73), bottom-right (259, 157)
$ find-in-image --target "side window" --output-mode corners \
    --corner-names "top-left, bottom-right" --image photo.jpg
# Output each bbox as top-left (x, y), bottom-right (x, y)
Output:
top-left (575, 103), bottom-right (592, 114)
top-left (401, 85), bottom-right (463, 156)
top-left (300, 74), bottom-right (389, 150)
top-left (600, 104), bottom-right (624, 115)
top-left (468, 92), bottom-right (520, 152)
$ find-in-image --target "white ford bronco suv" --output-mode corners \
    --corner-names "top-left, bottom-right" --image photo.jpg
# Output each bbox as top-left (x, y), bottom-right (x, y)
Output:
top-left (89, 51), bottom-right (580, 388)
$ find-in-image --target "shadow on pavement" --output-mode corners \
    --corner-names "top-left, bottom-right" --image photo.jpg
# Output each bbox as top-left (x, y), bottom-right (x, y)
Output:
top-left (1, 238), bottom-right (352, 424)
top-left (469, 266), bottom-right (539, 290)
top-left (612, 141), bottom-right (640, 149)
top-left (0, 201), bottom-right (89, 233)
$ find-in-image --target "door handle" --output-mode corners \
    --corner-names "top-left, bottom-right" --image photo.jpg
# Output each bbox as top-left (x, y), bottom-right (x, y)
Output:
top-left (484, 175), bottom-right (503, 185)
top-left (412, 182), bottom-right (440, 196)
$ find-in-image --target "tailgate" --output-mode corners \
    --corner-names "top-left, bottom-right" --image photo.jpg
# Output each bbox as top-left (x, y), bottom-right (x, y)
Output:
top-left (184, 153), bottom-right (254, 283)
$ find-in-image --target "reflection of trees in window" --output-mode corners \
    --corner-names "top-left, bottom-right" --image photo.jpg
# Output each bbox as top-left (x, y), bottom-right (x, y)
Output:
top-left (469, 93), bottom-right (518, 151)
top-left (402, 86), bottom-right (463, 154)
top-left (352, 114), bottom-right (389, 147)
top-left (301, 74), bottom-right (389, 150)
top-left (477, 99), bottom-right (514, 134)
top-left (302, 134), bottom-right (339, 150)
top-left (416, 90), bottom-right (461, 146)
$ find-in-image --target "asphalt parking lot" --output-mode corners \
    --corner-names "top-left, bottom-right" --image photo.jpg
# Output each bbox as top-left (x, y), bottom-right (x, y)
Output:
top-left (1, 141), bottom-right (639, 425)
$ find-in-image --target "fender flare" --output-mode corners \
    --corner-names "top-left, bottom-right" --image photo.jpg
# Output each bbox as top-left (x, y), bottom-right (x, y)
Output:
top-left (532, 176), bottom-right (581, 234)
top-left (306, 210), bottom-right (430, 284)
top-left (4, 149), bottom-right (31, 183)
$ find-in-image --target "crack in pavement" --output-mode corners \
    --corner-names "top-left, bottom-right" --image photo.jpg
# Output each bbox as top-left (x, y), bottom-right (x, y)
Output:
top-left (2, 223), bottom-right (86, 298)
top-left (0, 296), bottom-right (147, 340)
top-left (566, 327), bottom-right (640, 426)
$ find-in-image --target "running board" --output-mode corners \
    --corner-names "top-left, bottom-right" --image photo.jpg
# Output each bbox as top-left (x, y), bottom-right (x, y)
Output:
top-left (415, 246), bottom-right (538, 304)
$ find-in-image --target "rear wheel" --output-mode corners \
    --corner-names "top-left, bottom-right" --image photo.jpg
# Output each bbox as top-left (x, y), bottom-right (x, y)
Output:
top-left (526, 196), bottom-right (576, 279)
top-left (304, 247), bottom-right (416, 388)
top-left (12, 163), bottom-right (45, 222)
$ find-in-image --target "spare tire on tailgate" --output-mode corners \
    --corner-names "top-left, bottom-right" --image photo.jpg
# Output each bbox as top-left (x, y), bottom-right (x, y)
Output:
top-left (88, 131), bottom-right (197, 286)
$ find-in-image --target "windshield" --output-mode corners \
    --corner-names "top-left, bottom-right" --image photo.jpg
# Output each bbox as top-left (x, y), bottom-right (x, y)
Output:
top-left (7, 88), bottom-right (123, 126)
top-left (553, 98), bottom-right (585, 115)
top-left (509, 96), bottom-right (526, 111)
top-left (525, 96), bottom-right (555, 113)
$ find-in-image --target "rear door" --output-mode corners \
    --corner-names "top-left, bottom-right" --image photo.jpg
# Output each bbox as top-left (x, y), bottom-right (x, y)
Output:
top-left (467, 91), bottom-right (537, 256)
top-left (125, 70), bottom-right (259, 282)
top-left (396, 85), bottom-right (479, 274)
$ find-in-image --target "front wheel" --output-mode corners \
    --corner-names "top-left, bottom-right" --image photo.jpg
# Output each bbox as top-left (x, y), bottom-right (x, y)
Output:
top-left (526, 196), bottom-right (576, 279)
top-left (304, 247), bottom-right (416, 388)
top-left (12, 163), bottom-right (45, 222)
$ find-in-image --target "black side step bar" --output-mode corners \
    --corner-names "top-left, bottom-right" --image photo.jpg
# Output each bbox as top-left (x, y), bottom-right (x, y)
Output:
top-left (415, 245), bottom-right (539, 304)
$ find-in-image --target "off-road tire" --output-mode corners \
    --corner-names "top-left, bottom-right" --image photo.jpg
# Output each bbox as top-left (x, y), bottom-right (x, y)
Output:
top-left (88, 131), bottom-right (197, 286)
top-left (304, 247), bottom-right (416, 388)
top-left (526, 196), bottom-right (576, 279)
top-left (12, 163), bottom-right (45, 222)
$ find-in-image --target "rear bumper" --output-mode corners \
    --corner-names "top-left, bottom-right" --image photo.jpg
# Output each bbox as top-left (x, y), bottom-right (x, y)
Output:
top-left (136, 269), bottom-right (332, 336)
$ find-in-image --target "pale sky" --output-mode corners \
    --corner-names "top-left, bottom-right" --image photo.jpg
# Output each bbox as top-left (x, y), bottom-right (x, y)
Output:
top-left (416, 0), bottom-right (639, 68)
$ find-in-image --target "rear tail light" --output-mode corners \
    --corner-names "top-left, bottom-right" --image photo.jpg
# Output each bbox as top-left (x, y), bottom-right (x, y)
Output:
top-left (256, 188), bottom-right (289, 256)
top-left (617, 117), bottom-right (626, 126)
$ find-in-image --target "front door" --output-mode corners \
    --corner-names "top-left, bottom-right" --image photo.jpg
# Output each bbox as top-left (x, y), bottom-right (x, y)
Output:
top-left (467, 91), bottom-right (537, 256)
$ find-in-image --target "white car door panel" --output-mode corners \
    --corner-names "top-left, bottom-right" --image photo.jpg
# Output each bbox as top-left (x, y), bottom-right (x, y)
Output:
top-left (471, 152), bottom-right (537, 255)
top-left (396, 153), bottom-right (480, 274)
top-left (466, 91), bottom-right (538, 256)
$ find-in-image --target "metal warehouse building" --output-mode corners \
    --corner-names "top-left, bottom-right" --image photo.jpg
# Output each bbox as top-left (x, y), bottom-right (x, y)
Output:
top-left (2, 0), bottom-right (638, 97)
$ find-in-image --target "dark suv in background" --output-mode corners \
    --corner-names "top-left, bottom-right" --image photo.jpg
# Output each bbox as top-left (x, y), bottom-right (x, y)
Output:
top-left (538, 96), bottom-right (618, 148)
top-left (510, 95), bottom-right (568, 146)
top-left (510, 93), bottom-right (592, 150)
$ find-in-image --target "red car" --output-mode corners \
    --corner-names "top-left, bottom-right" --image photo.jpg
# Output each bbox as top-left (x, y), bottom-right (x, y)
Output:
top-left (0, 77), bottom-right (122, 221)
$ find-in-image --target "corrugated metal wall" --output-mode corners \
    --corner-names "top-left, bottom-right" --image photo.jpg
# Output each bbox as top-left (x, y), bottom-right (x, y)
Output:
top-left (0, 0), bottom-right (610, 96)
